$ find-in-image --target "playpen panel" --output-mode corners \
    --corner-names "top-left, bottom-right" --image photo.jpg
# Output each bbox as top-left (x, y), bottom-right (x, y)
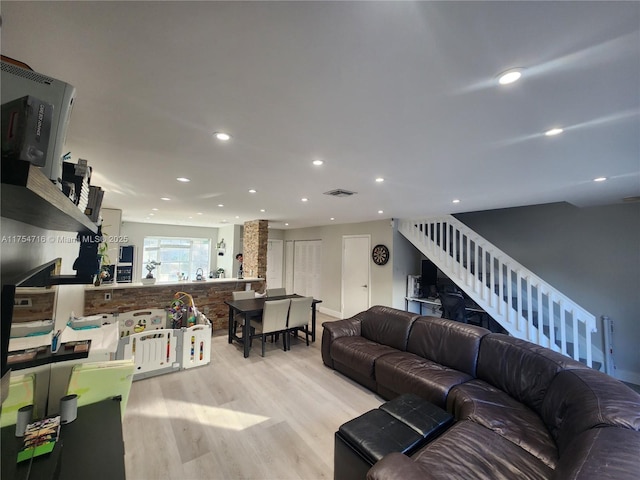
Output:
top-left (117, 309), bottom-right (168, 338)
top-left (182, 324), bottom-right (212, 369)
top-left (122, 329), bottom-right (177, 375)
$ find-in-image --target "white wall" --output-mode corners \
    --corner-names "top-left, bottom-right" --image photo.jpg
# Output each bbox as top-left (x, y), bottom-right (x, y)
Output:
top-left (456, 202), bottom-right (640, 384)
top-left (120, 221), bottom-right (220, 282)
top-left (215, 224), bottom-right (242, 278)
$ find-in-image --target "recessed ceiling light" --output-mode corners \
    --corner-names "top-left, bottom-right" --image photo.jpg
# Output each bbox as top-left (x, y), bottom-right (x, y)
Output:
top-left (498, 68), bottom-right (523, 85)
top-left (375, 177), bottom-right (384, 183)
top-left (330, 217), bottom-right (335, 221)
top-left (235, 216), bottom-right (240, 219)
top-left (152, 208), bottom-right (158, 211)
top-left (312, 159), bottom-right (324, 166)
top-left (214, 132), bottom-right (231, 141)
top-left (249, 189), bottom-right (257, 194)
top-left (260, 209), bottom-right (266, 213)
top-left (545, 128), bottom-right (564, 136)
top-left (176, 177), bottom-right (190, 183)
top-left (593, 177), bottom-right (607, 182)
top-left (378, 210), bottom-right (384, 214)
top-left (197, 212), bottom-right (203, 215)
top-left (452, 199), bottom-right (461, 204)
top-left (160, 197), bottom-right (171, 201)
top-left (285, 223), bottom-right (289, 226)
top-left (149, 213), bottom-right (154, 216)
top-left (301, 198), bottom-right (308, 202)
top-left (218, 204), bottom-right (224, 207)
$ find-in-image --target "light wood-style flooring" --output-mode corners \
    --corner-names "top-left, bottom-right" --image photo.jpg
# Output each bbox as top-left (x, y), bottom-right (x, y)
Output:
top-left (122, 313), bottom-right (384, 480)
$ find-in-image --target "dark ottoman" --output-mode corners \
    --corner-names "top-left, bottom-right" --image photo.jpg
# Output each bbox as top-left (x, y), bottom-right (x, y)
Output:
top-left (334, 394), bottom-right (453, 480)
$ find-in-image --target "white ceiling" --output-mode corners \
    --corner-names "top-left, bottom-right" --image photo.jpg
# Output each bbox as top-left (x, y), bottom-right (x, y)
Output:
top-left (2, 1), bottom-right (639, 229)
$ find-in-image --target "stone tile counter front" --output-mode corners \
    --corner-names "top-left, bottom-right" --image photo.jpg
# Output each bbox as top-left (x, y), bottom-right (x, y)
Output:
top-left (84, 278), bottom-right (265, 331)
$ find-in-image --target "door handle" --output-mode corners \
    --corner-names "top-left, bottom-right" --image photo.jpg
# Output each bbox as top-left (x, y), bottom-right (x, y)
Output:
top-left (362, 285), bottom-right (368, 288)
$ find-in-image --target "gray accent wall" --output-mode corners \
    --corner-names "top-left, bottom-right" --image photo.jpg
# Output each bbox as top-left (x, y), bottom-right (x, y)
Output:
top-left (455, 202), bottom-right (640, 383)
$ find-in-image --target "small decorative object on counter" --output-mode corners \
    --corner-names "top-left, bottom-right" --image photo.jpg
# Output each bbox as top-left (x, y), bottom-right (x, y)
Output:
top-left (142, 260), bottom-right (161, 284)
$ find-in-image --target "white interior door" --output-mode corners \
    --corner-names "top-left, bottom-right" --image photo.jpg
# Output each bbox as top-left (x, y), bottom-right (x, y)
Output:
top-left (342, 235), bottom-right (370, 318)
top-left (266, 239), bottom-right (284, 288)
top-left (293, 240), bottom-right (322, 298)
top-left (285, 240), bottom-right (294, 294)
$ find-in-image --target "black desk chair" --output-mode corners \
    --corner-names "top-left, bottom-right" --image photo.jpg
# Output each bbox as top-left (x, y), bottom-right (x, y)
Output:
top-left (440, 292), bottom-right (482, 326)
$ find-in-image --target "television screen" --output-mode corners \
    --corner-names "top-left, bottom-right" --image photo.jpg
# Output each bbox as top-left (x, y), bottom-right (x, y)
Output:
top-left (420, 259), bottom-right (438, 296)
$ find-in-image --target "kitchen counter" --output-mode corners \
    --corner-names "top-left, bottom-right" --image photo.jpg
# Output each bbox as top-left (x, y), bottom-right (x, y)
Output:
top-left (84, 277), bottom-right (266, 331)
top-left (88, 277), bottom-right (262, 290)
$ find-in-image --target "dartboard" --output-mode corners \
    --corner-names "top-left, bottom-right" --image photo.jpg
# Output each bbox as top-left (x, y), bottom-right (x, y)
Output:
top-left (372, 244), bottom-right (390, 266)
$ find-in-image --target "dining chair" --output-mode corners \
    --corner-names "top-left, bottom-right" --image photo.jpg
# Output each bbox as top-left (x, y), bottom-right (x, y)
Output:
top-left (285, 296), bottom-right (313, 350)
top-left (266, 287), bottom-right (287, 297)
top-left (231, 290), bottom-right (255, 335)
top-left (249, 299), bottom-right (291, 357)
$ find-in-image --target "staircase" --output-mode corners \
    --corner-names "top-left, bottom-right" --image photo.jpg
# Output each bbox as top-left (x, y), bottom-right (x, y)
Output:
top-left (399, 216), bottom-right (600, 369)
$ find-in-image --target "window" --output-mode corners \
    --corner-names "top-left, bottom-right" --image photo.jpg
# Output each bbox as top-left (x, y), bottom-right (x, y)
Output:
top-left (142, 237), bottom-right (210, 282)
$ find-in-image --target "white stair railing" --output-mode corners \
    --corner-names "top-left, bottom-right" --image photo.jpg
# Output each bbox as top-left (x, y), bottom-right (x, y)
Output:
top-left (399, 216), bottom-right (598, 368)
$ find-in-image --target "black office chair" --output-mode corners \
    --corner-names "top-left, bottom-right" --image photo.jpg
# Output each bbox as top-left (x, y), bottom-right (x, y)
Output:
top-left (440, 291), bottom-right (482, 326)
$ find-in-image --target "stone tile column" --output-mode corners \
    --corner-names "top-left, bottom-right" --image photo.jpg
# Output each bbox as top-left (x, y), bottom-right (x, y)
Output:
top-left (243, 220), bottom-right (268, 281)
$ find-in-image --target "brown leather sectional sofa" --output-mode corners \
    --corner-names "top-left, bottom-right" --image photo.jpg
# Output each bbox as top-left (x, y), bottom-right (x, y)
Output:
top-left (322, 306), bottom-right (640, 479)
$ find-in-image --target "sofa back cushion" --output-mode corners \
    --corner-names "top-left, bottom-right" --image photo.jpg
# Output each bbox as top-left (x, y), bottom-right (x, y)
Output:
top-left (476, 334), bottom-right (587, 414)
top-left (406, 317), bottom-right (489, 376)
top-left (360, 306), bottom-right (419, 351)
top-left (541, 368), bottom-right (640, 455)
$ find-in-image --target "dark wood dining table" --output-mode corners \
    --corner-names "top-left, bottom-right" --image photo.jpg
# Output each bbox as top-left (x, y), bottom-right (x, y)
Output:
top-left (225, 294), bottom-right (322, 358)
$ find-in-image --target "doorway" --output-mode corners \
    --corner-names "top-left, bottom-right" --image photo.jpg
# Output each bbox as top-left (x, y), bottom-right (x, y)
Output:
top-left (342, 235), bottom-right (371, 318)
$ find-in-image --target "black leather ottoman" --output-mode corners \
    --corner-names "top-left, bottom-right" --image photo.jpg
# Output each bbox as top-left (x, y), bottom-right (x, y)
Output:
top-left (334, 394), bottom-right (453, 480)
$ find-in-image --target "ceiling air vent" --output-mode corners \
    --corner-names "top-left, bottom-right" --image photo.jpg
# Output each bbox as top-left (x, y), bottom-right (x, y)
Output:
top-left (323, 189), bottom-right (357, 198)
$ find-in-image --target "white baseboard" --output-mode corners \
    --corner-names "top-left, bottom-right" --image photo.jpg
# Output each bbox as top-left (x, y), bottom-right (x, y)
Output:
top-left (318, 306), bottom-right (342, 319)
top-left (613, 368), bottom-right (640, 386)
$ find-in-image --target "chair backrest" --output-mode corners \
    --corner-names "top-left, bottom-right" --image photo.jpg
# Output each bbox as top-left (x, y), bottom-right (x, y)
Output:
top-left (440, 292), bottom-right (466, 322)
top-left (287, 296), bottom-right (313, 329)
top-left (232, 290), bottom-right (255, 301)
top-left (262, 299), bottom-right (291, 333)
top-left (266, 288), bottom-right (287, 297)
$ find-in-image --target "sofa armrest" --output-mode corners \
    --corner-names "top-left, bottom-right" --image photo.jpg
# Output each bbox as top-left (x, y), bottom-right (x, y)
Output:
top-left (366, 452), bottom-right (428, 480)
top-left (552, 427), bottom-right (640, 480)
top-left (321, 316), bottom-right (362, 368)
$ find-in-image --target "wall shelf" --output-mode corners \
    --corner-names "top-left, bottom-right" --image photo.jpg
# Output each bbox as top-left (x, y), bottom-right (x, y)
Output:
top-left (1, 159), bottom-right (98, 234)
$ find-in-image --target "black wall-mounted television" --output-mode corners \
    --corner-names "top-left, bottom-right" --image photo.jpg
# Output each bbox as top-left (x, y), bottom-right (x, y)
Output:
top-left (420, 259), bottom-right (438, 297)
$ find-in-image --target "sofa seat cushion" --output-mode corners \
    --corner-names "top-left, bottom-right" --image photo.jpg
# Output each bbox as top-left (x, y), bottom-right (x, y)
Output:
top-left (331, 336), bottom-right (399, 388)
top-left (375, 352), bottom-right (473, 409)
top-left (367, 420), bottom-right (553, 480)
top-left (447, 379), bottom-right (559, 469)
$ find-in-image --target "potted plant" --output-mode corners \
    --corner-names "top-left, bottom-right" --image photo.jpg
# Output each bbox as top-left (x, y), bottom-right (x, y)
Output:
top-left (94, 232), bottom-right (112, 286)
top-left (142, 260), bottom-right (161, 284)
